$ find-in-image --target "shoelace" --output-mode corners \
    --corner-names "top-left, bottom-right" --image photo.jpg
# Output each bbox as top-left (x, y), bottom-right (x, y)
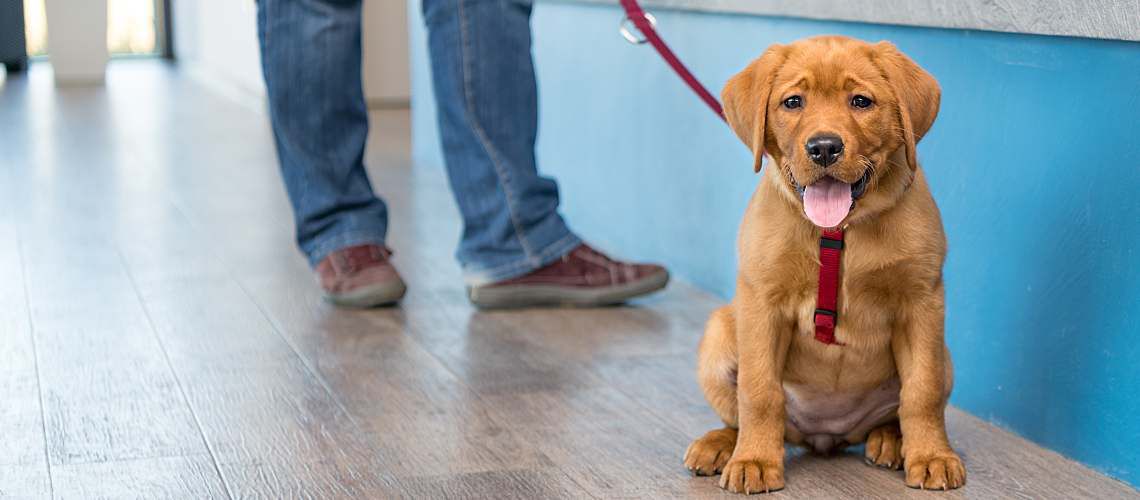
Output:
top-left (571, 245), bottom-right (628, 284)
top-left (573, 245), bottom-right (616, 265)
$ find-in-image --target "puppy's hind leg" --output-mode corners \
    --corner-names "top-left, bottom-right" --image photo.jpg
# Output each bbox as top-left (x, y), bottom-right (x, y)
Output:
top-left (865, 421), bottom-right (903, 470)
top-left (685, 428), bottom-right (738, 476)
top-left (684, 307), bottom-right (740, 476)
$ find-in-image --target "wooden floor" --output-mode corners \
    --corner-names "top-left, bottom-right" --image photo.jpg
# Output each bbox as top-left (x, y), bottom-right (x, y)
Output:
top-left (0, 62), bottom-right (1135, 499)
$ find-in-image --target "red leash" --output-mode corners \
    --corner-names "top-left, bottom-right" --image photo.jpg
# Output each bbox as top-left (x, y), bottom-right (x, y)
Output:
top-left (618, 0), bottom-right (724, 121)
top-left (618, 1), bottom-right (845, 346)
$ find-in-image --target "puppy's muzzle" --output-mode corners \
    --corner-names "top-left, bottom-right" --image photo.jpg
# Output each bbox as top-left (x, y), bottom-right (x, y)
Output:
top-left (805, 134), bottom-right (844, 167)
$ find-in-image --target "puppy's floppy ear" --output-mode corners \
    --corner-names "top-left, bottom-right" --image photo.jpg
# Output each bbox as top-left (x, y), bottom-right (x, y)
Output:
top-left (722, 45), bottom-right (786, 173)
top-left (873, 41), bottom-right (940, 172)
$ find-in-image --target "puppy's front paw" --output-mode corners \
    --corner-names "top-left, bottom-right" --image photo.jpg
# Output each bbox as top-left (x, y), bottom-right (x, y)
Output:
top-left (904, 449), bottom-right (966, 490)
top-left (718, 456), bottom-right (784, 494)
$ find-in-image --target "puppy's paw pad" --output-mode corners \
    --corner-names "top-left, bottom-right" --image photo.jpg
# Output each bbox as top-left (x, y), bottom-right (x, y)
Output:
top-left (905, 451), bottom-right (966, 490)
top-left (684, 429), bottom-right (736, 476)
top-left (718, 458), bottom-right (784, 494)
top-left (864, 424), bottom-right (903, 470)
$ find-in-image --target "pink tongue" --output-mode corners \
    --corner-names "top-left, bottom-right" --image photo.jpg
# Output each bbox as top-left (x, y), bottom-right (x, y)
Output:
top-left (803, 177), bottom-right (853, 228)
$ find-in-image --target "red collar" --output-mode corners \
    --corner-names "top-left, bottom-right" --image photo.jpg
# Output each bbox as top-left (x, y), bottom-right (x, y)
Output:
top-left (814, 229), bottom-right (845, 345)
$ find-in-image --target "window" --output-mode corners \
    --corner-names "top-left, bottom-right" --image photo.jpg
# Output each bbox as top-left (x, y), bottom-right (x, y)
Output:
top-left (23, 0), bottom-right (163, 57)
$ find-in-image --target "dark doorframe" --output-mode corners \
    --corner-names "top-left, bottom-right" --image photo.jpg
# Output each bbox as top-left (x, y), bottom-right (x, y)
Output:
top-left (161, 0), bottom-right (174, 59)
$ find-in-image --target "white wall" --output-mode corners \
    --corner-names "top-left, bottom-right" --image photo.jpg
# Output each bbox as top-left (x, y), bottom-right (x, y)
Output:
top-left (171, 0), bottom-right (263, 101)
top-left (172, 0), bottom-right (409, 105)
top-left (362, 1), bottom-right (410, 104)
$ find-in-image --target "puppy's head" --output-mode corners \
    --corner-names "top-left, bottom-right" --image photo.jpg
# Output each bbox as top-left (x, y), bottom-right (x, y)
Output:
top-left (723, 36), bottom-right (940, 228)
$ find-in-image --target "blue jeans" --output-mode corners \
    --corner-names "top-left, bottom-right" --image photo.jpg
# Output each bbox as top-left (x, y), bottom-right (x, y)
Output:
top-left (257, 0), bottom-right (580, 285)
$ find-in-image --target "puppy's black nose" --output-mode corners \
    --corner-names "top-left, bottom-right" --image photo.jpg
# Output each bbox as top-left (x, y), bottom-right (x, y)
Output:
top-left (805, 135), bottom-right (844, 167)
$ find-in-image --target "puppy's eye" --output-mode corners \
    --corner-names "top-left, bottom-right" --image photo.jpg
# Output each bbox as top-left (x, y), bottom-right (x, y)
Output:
top-left (851, 95), bottom-right (873, 109)
top-left (782, 96), bottom-right (803, 109)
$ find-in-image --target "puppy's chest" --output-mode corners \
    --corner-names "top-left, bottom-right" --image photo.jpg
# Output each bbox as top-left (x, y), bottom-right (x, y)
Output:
top-left (786, 261), bottom-right (901, 344)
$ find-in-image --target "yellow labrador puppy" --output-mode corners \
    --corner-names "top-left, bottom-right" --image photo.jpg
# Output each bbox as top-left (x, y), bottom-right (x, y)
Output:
top-left (684, 36), bottom-right (963, 494)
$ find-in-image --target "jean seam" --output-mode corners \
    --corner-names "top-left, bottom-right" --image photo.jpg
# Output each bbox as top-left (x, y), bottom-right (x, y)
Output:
top-left (466, 232), bottom-right (580, 285)
top-left (319, 6), bottom-right (329, 204)
top-left (261, 4), bottom-right (268, 56)
top-left (457, 0), bottom-right (538, 262)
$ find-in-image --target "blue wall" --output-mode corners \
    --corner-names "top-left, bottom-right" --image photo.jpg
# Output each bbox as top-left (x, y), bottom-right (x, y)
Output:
top-left (410, 1), bottom-right (1140, 487)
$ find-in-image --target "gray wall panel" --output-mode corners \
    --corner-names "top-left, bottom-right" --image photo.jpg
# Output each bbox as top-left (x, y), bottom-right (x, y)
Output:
top-left (564, 0), bottom-right (1140, 41)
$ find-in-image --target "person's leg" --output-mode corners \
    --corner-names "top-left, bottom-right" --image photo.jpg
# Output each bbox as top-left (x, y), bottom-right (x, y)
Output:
top-left (422, 0), bottom-right (581, 285)
top-left (258, 0), bottom-right (405, 307)
top-left (421, 0), bottom-right (669, 308)
top-left (257, 0), bottom-right (387, 266)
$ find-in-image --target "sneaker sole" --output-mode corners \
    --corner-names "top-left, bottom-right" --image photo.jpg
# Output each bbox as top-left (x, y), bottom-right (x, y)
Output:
top-left (466, 269), bottom-right (669, 309)
top-left (324, 279), bottom-right (407, 308)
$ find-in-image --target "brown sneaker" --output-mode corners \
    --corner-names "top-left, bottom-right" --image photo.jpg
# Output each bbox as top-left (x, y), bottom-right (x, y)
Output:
top-left (467, 244), bottom-right (669, 309)
top-left (315, 244), bottom-right (407, 308)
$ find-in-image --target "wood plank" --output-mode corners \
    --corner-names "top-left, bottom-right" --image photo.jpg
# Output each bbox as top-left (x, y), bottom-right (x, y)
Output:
top-left (0, 192), bottom-right (48, 475)
top-left (51, 455), bottom-right (228, 499)
top-left (481, 285), bottom-right (719, 359)
top-left (128, 274), bottom-right (298, 371)
top-left (116, 217), bottom-right (402, 496)
top-left (124, 285), bottom-right (398, 495)
top-left (387, 469), bottom-right (590, 500)
top-left (942, 407), bottom-right (1138, 499)
top-left (218, 457), bottom-right (397, 499)
top-left (592, 352), bottom-right (724, 440)
top-left (0, 463), bottom-right (51, 499)
top-left (233, 270), bottom-right (557, 479)
top-left (21, 239), bottom-right (205, 466)
top-left (0, 110), bottom-right (51, 499)
top-left (0, 370), bottom-right (49, 468)
top-left (180, 358), bottom-right (398, 497)
top-left (0, 235), bottom-right (35, 376)
top-left (7, 72), bottom-right (210, 469)
top-left (481, 385), bottom-right (714, 498)
top-left (400, 306), bottom-right (606, 395)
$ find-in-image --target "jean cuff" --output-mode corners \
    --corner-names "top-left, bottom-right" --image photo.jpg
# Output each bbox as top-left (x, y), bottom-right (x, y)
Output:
top-left (303, 229), bottom-right (388, 268)
top-left (462, 232), bottom-right (582, 287)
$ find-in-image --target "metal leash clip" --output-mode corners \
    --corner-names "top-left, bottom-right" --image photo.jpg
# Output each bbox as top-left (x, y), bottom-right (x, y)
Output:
top-left (619, 12), bottom-right (657, 45)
